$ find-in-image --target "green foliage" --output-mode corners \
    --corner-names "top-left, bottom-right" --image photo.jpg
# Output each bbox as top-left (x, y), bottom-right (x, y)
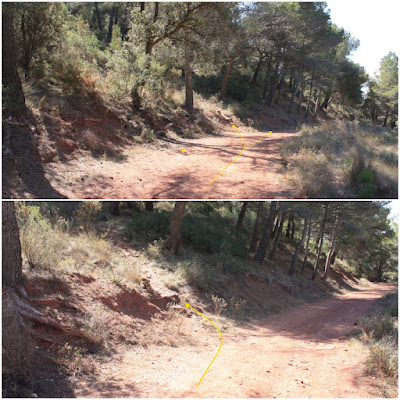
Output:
top-left (182, 214), bottom-right (247, 257)
top-left (176, 257), bottom-right (217, 291)
top-left (124, 210), bottom-right (171, 241)
top-left (17, 203), bottom-right (64, 270)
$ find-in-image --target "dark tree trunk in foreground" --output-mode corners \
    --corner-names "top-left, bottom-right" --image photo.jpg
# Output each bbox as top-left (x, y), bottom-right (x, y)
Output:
top-left (250, 202), bottom-right (264, 252)
top-left (165, 202), bottom-right (186, 255)
top-left (184, 30), bottom-right (194, 111)
top-left (252, 51), bottom-right (264, 84)
top-left (236, 202), bottom-right (248, 231)
top-left (254, 202), bottom-right (277, 264)
top-left (269, 211), bottom-right (286, 260)
top-left (312, 203), bottom-right (329, 280)
top-left (108, 201), bottom-right (120, 216)
top-left (289, 216), bottom-right (309, 276)
top-left (2, 202), bottom-right (23, 288)
top-left (2, 4), bottom-right (26, 118)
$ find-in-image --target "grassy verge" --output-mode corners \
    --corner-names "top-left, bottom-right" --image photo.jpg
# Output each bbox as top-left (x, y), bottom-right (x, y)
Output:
top-left (359, 291), bottom-right (398, 397)
top-left (282, 120), bottom-right (398, 198)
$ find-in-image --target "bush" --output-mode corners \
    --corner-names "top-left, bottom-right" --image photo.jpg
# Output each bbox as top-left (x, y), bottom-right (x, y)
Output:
top-left (182, 214), bottom-right (247, 257)
top-left (17, 204), bottom-right (64, 270)
top-left (124, 210), bottom-right (171, 241)
top-left (177, 257), bottom-right (217, 291)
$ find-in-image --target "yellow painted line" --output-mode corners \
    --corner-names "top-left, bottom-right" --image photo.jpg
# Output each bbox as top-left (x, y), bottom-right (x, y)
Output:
top-left (185, 303), bottom-right (223, 388)
top-left (208, 126), bottom-right (272, 186)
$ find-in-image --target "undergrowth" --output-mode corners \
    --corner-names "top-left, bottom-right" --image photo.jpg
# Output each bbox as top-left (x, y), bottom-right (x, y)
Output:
top-left (282, 120), bottom-right (398, 198)
top-left (359, 291), bottom-right (398, 396)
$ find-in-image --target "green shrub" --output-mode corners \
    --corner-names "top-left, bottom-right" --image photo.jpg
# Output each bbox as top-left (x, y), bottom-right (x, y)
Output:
top-left (17, 204), bottom-right (64, 270)
top-left (177, 258), bottom-right (217, 291)
top-left (124, 210), bottom-right (171, 241)
top-left (182, 214), bottom-right (247, 257)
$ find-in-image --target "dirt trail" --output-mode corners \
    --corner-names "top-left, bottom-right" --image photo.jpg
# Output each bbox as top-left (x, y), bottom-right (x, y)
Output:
top-left (75, 283), bottom-right (395, 398)
top-left (41, 128), bottom-right (298, 199)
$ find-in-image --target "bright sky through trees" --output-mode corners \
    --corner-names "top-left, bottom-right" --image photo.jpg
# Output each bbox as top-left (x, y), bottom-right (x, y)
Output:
top-left (327, 0), bottom-right (400, 77)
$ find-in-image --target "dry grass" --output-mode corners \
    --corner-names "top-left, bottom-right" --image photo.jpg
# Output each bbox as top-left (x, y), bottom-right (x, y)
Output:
top-left (282, 120), bottom-right (398, 198)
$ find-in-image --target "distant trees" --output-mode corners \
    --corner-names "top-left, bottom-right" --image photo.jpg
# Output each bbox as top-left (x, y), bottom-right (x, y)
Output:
top-left (364, 52), bottom-right (398, 128)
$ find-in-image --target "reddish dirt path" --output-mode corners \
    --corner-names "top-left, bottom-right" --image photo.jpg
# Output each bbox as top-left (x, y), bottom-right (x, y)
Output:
top-left (41, 128), bottom-right (298, 199)
top-left (74, 283), bottom-right (395, 398)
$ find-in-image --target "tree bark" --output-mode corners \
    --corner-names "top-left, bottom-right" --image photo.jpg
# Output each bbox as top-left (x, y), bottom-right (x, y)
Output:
top-left (301, 218), bottom-right (312, 274)
top-left (145, 201), bottom-right (154, 212)
top-left (251, 51), bottom-right (264, 85)
top-left (107, 4), bottom-right (116, 43)
top-left (236, 202), bottom-right (249, 231)
top-left (250, 202), bottom-right (264, 252)
top-left (2, 4), bottom-right (26, 118)
top-left (269, 211), bottom-right (286, 260)
top-left (289, 216), bottom-right (309, 276)
top-left (94, 2), bottom-right (103, 32)
top-left (220, 56), bottom-right (234, 100)
top-left (262, 57), bottom-right (273, 101)
top-left (322, 213), bottom-right (340, 280)
top-left (265, 58), bottom-right (281, 107)
top-left (2, 202), bottom-right (23, 288)
top-left (165, 202), bottom-right (186, 255)
top-left (305, 67), bottom-right (315, 118)
top-left (254, 202), bottom-right (277, 264)
top-left (274, 68), bottom-right (286, 106)
top-left (107, 201), bottom-right (120, 216)
top-left (184, 30), bottom-right (193, 111)
top-left (383, 107), bottom-right (389, 127)
top-left (312, 203), bottom-right (329, 280)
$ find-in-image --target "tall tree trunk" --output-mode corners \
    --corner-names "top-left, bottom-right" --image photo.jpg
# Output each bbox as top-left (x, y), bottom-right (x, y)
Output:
top-left (236, 202), bottom-right (248, 231)
top-left (289, 216), bottom-right (309, 276)
top-left (383, 107), bottom-right (389, 127)
top-left (254, 202), bottom-right (278, 264)
top-left (94, 2), bottom-right (103, 32)
top-left (252, 51), bottom-right (264, 85)
top-left (165, 202), bottom-right (186, 255)
top-left (297, 86), bottom-right (303, 113)
top-left (301, 218), bottom-right (312, 274)
top-left (107, 4), bottom-right (116, 43)
top-left (2, 202), bottom-right (23, 289)
top-left (265, 58), bottom-right (281, 107)
top-left (322, 213), bottom-right (340, 280)
top-left (220, 56), bottom-right (234, 100)
top-left (314, 82), bottom-right (322, 115)
top-left (250, 202), bottom-right (264, 252)
top-left (305, 67), bottom-right (315, 119)
top-left (2, 4), bottom-right (26, 118)
top-left (262, 57), bottom-right (273, 101)
top-left (312, 203), bottom-right (329, 280)
top-left (286, 216), bottom-right (292, 238)
top-left (291, 219), bottom-right (295, 240)
top-left (274, 68), bottom-right (286, 106)
top-left (269, 211), bottom-right (286, 260)
top-left (184, 30), bottom-right (193, 111)
top-left (287, 80), bottom-right (298, 114)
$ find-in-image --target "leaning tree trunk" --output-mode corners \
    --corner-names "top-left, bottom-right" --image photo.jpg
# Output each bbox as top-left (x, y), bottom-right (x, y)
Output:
top-left (262, 58), bottom-right (273, 101)
top-left (312, 203), bottom-right (329, 280)
top-left (254, 202), bottom-right (277, 264)
top-left (289, 216), bottom-right (309, 276)
top-left (165, 202), bottom-right (186, 255)
top-left (322, 213), bottom-right (340, 280)
top-left (184, 30), bottom-right (194, 111)
top-left (236, 202), bottom-right (248, 231)
top-left (269, 211), bottom-right (286, 260)
top-left (250, 201), bottom-right (264, 252)
top-left (2, 4), bottom-right (26, 118)
top-left (2, 202), bottom-right (23, 289)
top-left (252, 51), bottom-right (264, 85)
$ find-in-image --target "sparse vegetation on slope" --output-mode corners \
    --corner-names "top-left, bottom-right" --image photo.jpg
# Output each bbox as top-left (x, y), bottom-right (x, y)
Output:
top-left (282, 121), bottom-right (398, 198)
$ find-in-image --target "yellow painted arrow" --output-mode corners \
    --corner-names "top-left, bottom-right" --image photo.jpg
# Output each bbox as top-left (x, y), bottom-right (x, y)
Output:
top-left (185, 303), bottom-right (223, 388)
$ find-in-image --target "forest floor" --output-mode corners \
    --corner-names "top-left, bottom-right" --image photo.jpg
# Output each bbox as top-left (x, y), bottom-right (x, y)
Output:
top-left (3, 122), bottom-right (298, 199)
top-left (71, 282), bottom-right (395, 398)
